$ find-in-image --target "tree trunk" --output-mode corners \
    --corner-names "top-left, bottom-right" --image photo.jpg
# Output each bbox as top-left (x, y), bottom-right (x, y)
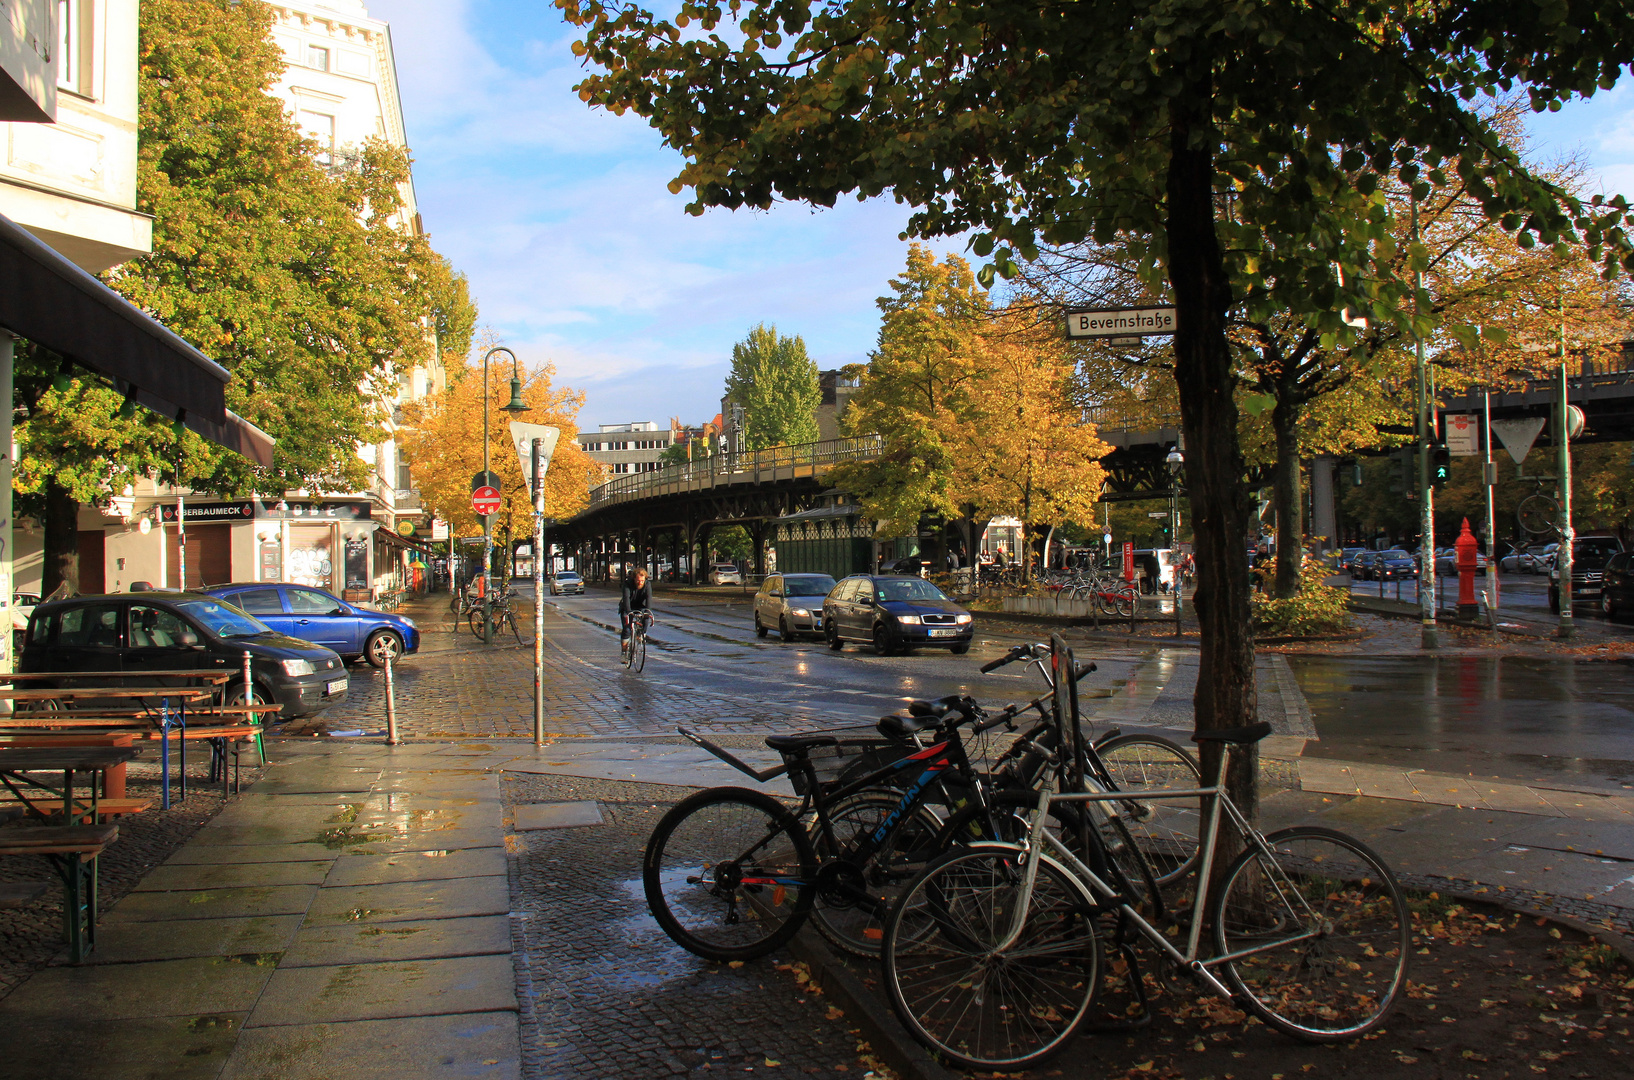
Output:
top-left (42, 479), bottom-right (79, 598)
top-left (1270, 396), bottom-right (1304, 599)
top-left (1164, 95), bottom-right (1259, 825)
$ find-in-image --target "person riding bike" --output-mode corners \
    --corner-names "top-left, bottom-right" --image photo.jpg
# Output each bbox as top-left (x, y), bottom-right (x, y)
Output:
top-left (620, 567), bottom-right (651, 658)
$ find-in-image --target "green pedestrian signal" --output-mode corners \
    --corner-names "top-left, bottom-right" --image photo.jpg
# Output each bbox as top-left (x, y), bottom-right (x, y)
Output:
top-left (1432, 446), bottom-right (1451, 490)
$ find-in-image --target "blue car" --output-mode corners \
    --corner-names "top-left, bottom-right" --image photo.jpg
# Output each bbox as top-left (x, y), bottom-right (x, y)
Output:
top-left (201, 582), bottom-right (419, 668)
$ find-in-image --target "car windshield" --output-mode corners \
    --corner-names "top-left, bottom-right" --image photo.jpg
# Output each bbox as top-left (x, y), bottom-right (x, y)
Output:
top-left (874, 578), bottom-right (950, 603)
top-left (1576, 539), bottom-right (1622, 569)
top-left (175, 599), bottom-right (271, 639)
top-left (1382, 550), bottom-right (1410, 559)
top-left (785, 576), bottom-right (836, 597)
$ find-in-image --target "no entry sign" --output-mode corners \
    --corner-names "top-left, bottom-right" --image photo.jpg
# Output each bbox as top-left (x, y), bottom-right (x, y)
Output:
top-left (472, 485), bottom-right (502, 516)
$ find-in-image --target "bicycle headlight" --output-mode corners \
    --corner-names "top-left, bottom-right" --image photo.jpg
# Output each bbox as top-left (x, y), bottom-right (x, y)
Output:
top-left (281, 659), bottom-right (315, 676)
top-left (896, 614), bottom-right (922, 624)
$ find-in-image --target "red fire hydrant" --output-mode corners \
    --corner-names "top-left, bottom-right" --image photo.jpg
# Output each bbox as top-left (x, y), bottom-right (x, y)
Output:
top-left (1456, 518), bottom-right (1479, 621)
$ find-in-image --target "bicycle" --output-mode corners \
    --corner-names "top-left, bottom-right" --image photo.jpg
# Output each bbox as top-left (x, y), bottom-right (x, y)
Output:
top-left (623, 609), bottom-right (654, 671)
top-left (468, 588), bottom-right (524, 643)
top-left (881, 641), bottom-right (1410, 1071)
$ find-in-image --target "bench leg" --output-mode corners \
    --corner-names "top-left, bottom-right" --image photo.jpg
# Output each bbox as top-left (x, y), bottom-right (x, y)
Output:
top-left (52, 853), bottom-right (94, 963)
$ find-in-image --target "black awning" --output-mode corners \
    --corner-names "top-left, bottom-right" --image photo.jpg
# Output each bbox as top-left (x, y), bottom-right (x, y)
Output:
top-left (0, 211), bottom-right (229, 424)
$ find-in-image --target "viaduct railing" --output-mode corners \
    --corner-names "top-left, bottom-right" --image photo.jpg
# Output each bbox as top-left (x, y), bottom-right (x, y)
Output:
top-left (583, 435), bottom-right (885, 512)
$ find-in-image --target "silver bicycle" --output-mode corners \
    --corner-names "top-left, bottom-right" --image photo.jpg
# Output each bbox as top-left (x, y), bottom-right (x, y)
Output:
top-left (881, 708), bottom-right (1409, 1071)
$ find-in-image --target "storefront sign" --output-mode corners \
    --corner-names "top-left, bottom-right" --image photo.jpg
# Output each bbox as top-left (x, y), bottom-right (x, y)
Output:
top-left (158, 499), bottom-right (373, 522)
top-left (160, 502), bottom-right (255, 522)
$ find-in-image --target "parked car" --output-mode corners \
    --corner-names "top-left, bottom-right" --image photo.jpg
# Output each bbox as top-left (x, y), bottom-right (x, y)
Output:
top-left (1497, 544), bottom-right (1533, 574)
top-left (1529, 543), bottom-right (1559, 574)
top-left (20, 592), bottom-right (348, 719)
top-left (709, 563), bottom-right (742, 585)
top-left (822, 575), bottom-right (973, 656)
top-left (1601, 551), bottom-right (1634, 620)
top-left (1548, 536), bottom-right (1625, 613)
top-left (754, 572), bottom-right (838, 641)
top-left (1372, 550), bottom-right (1416, 581)
top-left (1433, 547), bottom-right (1487, 576)
top-left (1333, 546), bottom-right (1366, 572)
top-left (881, 556), bottom-right (930, 576)
top-left (10, 591), bottom-right (38, 654)
top-left (202, 583), bottom-right (419, 668)
top-left (1348, 550), bottom-right (1378, 581)
top-left (549, 571), bottom-right (585, 596)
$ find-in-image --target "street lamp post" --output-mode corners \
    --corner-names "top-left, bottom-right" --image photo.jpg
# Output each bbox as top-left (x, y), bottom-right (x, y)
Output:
top-left (1166, 445), bottom-right (1184, 635)
top-left (481, 346), bottom-right (531, 644)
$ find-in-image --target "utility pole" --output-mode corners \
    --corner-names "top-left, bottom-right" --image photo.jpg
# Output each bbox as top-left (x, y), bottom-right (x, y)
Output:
top-left (1413, 195), bottom-right (1438, 649)
top-left (532, 438), bottom-right (546, 745)
top-left (1556, 305), bottom-right (1575, 638)
top-left (1483, 388), bottom-right (1499, 624)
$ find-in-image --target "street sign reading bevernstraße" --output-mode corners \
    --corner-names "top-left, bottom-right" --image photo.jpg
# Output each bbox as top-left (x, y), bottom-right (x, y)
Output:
top-left (1065, 306), bottom-right (1177, 339)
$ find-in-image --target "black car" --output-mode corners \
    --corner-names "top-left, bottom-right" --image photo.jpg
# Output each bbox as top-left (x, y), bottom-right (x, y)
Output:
top-left (1549, 536), bottom-right (1626, 613)
top-left (1602, 551), bottom-right (1634, 621)
top-left (823, 575), bottom-right (973, 656)
top-left (21, 592), bottom-right (349, 720)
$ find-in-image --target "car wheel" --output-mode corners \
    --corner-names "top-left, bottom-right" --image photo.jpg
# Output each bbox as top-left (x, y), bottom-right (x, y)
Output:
top-left (871, 623), bottom-right (894, 657)
top-left (826, 621), bottom-right (844, 651)
top-left (754, 615), bottom-right (768, 639)
top-left (365, 630), bottom-right (403, 668)
top-left (1603, 590), bottom-right (1619, 621)
top-left (779, 616), bottom-right (793, 642)
top-left (950, 641), bottom-right (971, 656)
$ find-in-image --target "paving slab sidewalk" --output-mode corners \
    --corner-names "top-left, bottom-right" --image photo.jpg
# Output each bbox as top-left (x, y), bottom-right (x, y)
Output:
top-left (0, 740), bottom-right (521, 1080)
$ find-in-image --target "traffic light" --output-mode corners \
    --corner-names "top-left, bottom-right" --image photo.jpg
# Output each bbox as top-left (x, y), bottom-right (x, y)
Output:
top-left (1432, 446), bottom-right (1451, 490)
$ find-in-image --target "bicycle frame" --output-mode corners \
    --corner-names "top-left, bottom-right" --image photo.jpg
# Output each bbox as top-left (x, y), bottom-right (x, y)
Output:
top-left (993, 773), bottom-right (1324, 1002)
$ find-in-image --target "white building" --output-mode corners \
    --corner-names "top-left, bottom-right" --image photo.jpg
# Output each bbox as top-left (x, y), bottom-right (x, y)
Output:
top-left (63, 0), bottom-right (444, 602)
top-left (578, 422), bottom-right (673, 477)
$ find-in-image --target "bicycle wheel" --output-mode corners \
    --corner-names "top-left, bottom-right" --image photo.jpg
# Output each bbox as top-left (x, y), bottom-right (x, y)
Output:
top-left (632, 628), bottom-right (647, 671)
top-left (883, 846), bottom-right (1101, 1071)
top-left (467, 608), bottom-right (482, 637)
top-left (505, 609), bottom-right (525, 644)
top-left (1094, 733), bottom-right (1203, 884)
top-left (1210, 826), bottom-right (1410, 1041)
top-left (643, 787), bottom-right (817, 962)
top-left (808, 794), bottom-right (945, 958)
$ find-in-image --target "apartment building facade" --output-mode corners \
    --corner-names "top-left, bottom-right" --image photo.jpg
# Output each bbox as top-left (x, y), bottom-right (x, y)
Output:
top-left (578, 421), bottom-right (673, 477)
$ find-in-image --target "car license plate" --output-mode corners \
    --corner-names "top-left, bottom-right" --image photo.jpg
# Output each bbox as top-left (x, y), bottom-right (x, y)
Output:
top-left (928, 628), bottom-right (956, 637)
top-left (326, 679), bottom-right (347, 695)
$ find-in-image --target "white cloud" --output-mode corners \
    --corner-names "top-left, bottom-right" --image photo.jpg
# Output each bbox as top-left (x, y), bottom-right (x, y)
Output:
top-left (367, 0), bottom-right (964, 427)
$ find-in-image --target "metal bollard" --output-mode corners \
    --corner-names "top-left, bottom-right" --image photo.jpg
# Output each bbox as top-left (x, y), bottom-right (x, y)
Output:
top-left (384, 654), bottom-right (400, 745)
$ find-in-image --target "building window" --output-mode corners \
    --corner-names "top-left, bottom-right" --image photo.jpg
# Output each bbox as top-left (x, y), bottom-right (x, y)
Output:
top-left (298, 109), bottom-right (335, 165)
top-left (307, 45), bottom-right (330, 71)
top-left (56, 0), bottom-right (87, 95)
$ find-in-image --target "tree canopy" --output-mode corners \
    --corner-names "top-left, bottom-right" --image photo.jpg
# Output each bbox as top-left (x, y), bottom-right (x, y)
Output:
top-left (725, 324), bottom-right (821, 449)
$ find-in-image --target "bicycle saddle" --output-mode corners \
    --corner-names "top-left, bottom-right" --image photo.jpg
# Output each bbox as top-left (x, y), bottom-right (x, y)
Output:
top-left (1190, 721), bottom-right (1273, 745)
top-left (908, 695), bottom-right (971, 719)
top-left (876, 713), bottom-right (942, 741)
top-left (764, 732), bottom-right (839, 753)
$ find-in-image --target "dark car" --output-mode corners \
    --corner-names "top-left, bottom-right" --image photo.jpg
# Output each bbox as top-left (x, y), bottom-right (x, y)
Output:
top-left (202, 583), bottom-right (419, 668)
top-left (1372, 550), bottom-right (1416, 581)
top-left (1601, 551), bottom-right (1634, 620)
top-left (1548, 536), bottom-right (1625, 613)
top-left (20, 592), bottom-right (348, 720)
top-left (1347, 550), bottom-right (1377, 580)
top-left (881, 556), bottom-right (931, 576)
top-left (823, 575), bottom-right (973, 656)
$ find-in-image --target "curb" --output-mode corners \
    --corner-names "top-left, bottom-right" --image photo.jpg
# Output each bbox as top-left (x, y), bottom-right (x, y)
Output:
top-left (781, 928), bottom-right (960, 1080)
top-left (1445, 888), bottom-right (1634, 966)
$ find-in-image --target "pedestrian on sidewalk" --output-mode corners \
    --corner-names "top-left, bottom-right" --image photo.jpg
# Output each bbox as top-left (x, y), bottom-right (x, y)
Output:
top-left (620, 566), bottom-right (651, 658)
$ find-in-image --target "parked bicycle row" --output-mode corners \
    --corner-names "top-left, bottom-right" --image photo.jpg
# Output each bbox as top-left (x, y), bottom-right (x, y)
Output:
top-left (641, 635), bottom-right (1409, 1071)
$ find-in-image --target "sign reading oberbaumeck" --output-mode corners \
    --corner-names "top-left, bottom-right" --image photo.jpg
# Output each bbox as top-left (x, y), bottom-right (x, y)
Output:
top-left (1065, 306), bottom-right (1177, 340)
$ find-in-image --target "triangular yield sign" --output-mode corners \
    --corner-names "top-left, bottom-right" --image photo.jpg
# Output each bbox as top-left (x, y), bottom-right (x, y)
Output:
top-left (1489, 417), bottom-right (1547, 464)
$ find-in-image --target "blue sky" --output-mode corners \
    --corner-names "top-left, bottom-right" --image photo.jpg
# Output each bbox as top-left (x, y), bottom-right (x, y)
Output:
top-left (369, 1), bottom-right (1633, 431)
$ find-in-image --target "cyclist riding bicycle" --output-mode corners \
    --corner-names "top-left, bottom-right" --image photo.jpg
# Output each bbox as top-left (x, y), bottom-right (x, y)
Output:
top-left (619, 566), bottom-right (651, 658)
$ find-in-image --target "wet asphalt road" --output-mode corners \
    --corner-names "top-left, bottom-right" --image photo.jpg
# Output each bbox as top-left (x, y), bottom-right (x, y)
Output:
top-left (545, 587), bottom-right (1634, 800)
top-left (1347, 568), bottom-right (1634, 625)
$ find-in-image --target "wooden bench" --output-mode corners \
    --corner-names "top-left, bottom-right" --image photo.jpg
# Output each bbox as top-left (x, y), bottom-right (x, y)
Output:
top-left (0, 823), bottom-right (118, 961)
top-left (0, 882), bottom-right (50, 909)
top-left (1, 796), bottom-right (151, 823)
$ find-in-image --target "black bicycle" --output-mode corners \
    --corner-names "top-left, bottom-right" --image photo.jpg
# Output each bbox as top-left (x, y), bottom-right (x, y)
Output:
top-left (623, 609), bottom-right (654, 672)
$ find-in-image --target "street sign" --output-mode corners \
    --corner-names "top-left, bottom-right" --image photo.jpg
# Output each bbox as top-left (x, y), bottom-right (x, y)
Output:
top-left (472, 485), bottom-right (501, 516)
top-left (1065, 306), bottom-right (1177, 340)
top-left (1147, 511), bottom-right (1167, 518)
top-left (1490, 417), bottom-right (1547, 465)
top-left (1444, 413), bottom-right (1479, 456)
top-left (508, 422), bottom-right (560, 491)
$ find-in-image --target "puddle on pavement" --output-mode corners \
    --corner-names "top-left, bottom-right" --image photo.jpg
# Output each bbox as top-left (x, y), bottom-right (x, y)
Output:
top-left (607, 876), bottom-right (714, 990)
top-left (1287, 653), bottom-right (1634, 787)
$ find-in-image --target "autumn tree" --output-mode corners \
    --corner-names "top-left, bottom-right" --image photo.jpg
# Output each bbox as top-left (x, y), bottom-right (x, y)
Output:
top-left (829, 246), bottom-right (986, 538)
top-left (562, 0), bottom-right (1634, 825)
top-left (15, 0), bottom-right (476, 593)
top-left (399, 355), bottom-right (594, 541)
top-left (958, 315), bottom-right (1110, 581)
top-left (725, 325), bottom-right (821, 449)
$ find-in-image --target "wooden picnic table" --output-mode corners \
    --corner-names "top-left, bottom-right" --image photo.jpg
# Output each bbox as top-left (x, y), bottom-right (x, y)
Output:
top-left (0, 670), bottom-right (234, 682)
top-left (0, 746), bottom-right (139, 825)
